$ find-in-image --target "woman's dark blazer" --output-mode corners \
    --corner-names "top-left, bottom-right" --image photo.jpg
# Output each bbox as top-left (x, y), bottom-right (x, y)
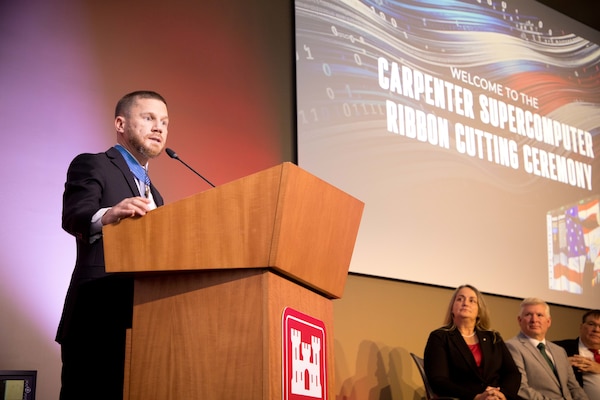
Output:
top-left (424, 328), bottom-right (521, 400)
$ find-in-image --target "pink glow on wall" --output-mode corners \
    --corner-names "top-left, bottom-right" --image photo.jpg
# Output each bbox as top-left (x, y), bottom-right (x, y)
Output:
top-left (0, 0), bottom-right (293, 397)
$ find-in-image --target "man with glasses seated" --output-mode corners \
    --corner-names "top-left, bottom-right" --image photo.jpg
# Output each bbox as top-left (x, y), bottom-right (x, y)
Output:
top-left (554, 309), bottom-right (600, 399)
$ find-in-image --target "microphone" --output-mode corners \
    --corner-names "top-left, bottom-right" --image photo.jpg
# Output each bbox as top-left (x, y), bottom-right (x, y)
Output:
top-left (165, 148), bottom-right (215, 187)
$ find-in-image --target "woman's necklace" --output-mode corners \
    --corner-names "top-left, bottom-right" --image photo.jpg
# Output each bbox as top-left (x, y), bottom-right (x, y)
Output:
top-left (461, 332), bottom-right (476, 338)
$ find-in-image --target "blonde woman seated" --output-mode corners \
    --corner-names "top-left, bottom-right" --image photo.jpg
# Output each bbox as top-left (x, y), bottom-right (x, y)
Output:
top-left (424, 284), bottom-right (521, 400)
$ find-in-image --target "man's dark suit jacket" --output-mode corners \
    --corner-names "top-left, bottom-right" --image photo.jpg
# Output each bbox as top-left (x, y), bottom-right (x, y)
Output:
top-left (554, 338), bottom-right (584, 387)
top-left (424, 328), bottom-right (521, 400)
top-left (56, 147), bottom-right (164, 344)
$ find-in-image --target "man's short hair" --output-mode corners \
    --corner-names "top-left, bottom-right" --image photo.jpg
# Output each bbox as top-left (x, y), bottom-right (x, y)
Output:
top-left (115, 90), bottom-right (167, 118)
top-left (581, 309), bottom-right (600, 323)
top-left (519, 297), bottom-right (551, 317)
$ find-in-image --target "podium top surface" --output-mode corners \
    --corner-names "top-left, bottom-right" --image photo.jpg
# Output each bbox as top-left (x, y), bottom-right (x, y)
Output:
top-left (103, 162), bottom-right (364, 298)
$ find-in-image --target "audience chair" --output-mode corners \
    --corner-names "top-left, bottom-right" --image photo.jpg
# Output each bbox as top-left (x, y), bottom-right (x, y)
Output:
top-left (410, 353), bottom-right (458, 400)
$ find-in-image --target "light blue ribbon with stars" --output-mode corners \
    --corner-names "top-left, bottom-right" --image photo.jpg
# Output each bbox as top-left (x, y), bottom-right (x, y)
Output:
top-left (114, 144), bottom-right (151, 196)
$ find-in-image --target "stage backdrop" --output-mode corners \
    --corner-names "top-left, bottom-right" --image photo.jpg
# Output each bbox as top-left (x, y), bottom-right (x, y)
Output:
top-left (296, 0), bottom-right (600, 309)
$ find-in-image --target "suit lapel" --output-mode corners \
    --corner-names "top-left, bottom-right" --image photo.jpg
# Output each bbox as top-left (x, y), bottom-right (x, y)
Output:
top-left (478, 332), bottom-right (494, 378)
top-left (107, 147), bottom-right (140, 196)
top-left (546, 341), bottom-right (568, 389)
top-left (149, 185), bottom-right (164, 206)
top-left (450, 330), bottom-right (481, 376)
top-left (518, 333), bottom-right (559, 384)
top-left (107, 146), bottom-right (164, 206)
top-left (106, 147), bottom-right (157, 200)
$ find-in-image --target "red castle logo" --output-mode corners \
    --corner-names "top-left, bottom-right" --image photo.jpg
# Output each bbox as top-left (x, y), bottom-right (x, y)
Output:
top-left (282, 307), bottom-right (327, 400)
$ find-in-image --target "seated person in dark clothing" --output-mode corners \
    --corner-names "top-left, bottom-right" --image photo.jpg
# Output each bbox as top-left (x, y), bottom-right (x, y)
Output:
top-left (554, 309), bottom-right (600, 399)
top-left (424, 284), bottom-right (521, 400)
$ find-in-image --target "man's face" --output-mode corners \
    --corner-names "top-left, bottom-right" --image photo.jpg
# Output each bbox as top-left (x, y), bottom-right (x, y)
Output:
top-left (518, 303), bottom-right (551, 340)
top-left (116, 97), bottom-right (169, 163)
top-left (580, 314), bottom-right (600, 349)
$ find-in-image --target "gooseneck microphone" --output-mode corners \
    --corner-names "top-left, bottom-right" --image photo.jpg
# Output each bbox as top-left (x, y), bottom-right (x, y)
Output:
top-left (165, 148), bottom-right (215, 187)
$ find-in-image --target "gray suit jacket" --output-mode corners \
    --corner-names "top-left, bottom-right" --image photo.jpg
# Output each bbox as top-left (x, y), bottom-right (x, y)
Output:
top-left (506, 332), bottom-right (588, 400)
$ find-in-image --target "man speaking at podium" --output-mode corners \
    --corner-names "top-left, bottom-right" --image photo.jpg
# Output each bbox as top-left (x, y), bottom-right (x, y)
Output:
top-left (56, 91), bottom-right (169, 400)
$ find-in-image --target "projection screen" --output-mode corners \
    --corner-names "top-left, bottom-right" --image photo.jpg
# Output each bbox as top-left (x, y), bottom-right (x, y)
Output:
top-left (295, 0), bottom-right (600, 309)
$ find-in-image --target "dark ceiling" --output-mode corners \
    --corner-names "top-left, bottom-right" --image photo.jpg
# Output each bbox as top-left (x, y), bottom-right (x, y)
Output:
top-left (536, 0), bottom-right (600, 32)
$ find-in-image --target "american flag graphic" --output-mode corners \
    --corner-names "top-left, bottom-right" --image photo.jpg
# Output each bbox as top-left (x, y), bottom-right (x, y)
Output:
top-left (549, 197), bottom-right (600, 293)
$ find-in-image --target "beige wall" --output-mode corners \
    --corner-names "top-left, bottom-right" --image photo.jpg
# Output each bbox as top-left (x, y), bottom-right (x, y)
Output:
top-left (332, 274), bottom-right (584, 400)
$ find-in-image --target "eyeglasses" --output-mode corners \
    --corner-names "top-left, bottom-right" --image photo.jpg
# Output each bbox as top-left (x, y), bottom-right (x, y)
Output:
top-left (583, 321), bottom-right (600, 330)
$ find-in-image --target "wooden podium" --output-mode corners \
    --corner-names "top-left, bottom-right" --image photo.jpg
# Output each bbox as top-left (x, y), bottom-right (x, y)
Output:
top-left (103, 162), bottom-right (364, 399)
